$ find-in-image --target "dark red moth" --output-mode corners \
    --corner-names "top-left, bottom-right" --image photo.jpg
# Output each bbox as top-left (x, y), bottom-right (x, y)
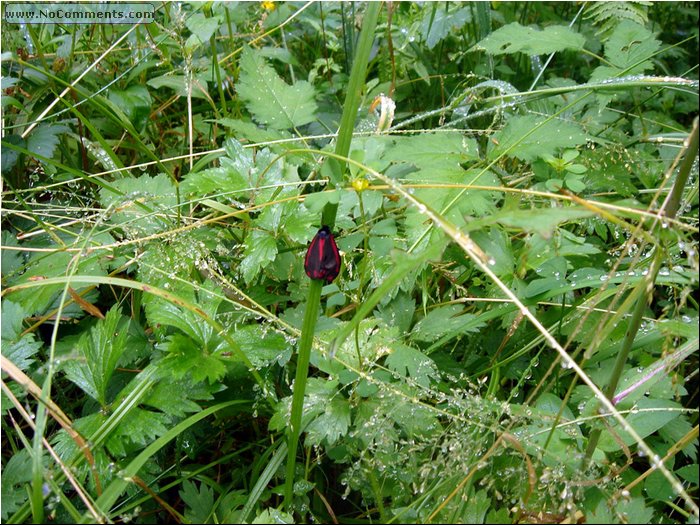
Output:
top-left (304, 226), bottom-right (341, 283)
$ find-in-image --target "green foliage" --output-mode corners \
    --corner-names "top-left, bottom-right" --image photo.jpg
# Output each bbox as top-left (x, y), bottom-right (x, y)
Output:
top-left (474, 22), bottom-right (586, 55)
top-left (237, 46), bottom-right (318, 130)
top-left (1, 2), bottom-right (697, 524)
top-left (585, 1), bottom-right (651, 38)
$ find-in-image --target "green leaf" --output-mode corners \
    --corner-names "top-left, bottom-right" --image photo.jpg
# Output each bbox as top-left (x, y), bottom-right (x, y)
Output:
top-left (421, 4), bottom-right (471, 50)
top-left (107, 85), bottom-right (152, 132)
top-left (105, 406), bottom-right (171, 456)
top-left (305, 396), bottom-right (352, 446)
top-left (240, 230), bottom-right (278, 284)
top-left (143, 377), bottom-right (211, 417)
top-left (386, 344), bottom-right (439, 387)
top-left (99, 173), bottom-right (178, 236)
top-left (1, 300), bottom-right (42, 370)
top-left (147, 73), bottom-right (210, 99)
top-left (158, 333), bottom-right (228, 384)
top-left (410, 305), bottom-right (484, 343)
top-left (252, 509), bottom-right (294, 524)
top-left (185, 12), bottom-right (222, 47)
top-left (26, 123), bottom-right (70, 161)
top-left (676, 464), bottom-right (699, 484)
top-left (381, 132), bottom-right (480, 170)
top-left (487, 115), bottom-right (588, 162)
top-left (61, 307), bottom-right (129, 405)
top-left (591, 21), bottom-right (661, 81)
top-left (375, 292), bottom-right (416, 334)
top-left (493, 207), bottom-right (594, 238)
top-left (474, 22), bottom-right (586, 55)
top-left (1, 231), bottom-right (22, 276)
top-left (598, 397), bottom-right (683, 452)
top-left (237, 46), bottom-right (317, 130)
top-left (0, 449), bottom-right (32, 520)
top-left (180, 480), bottom-right (215, 524)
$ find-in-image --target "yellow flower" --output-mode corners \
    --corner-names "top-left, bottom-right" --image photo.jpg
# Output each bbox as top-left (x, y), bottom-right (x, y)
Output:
top-left (261, 1), bottom-right (276, 11)
top-left (352, 178), bottom-right (369, 192)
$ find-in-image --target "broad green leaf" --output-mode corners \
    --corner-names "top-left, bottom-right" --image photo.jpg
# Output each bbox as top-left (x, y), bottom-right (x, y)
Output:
top-left (99, 173), bottom-right (178, 236)
top-left (421, 4), bottom-right (471, 50)
top-left (487, 115), bottom-right (588, 162)
top-left (473, 22), bottom-right (586, 55)
top-left (106, 406), bottom-right (170, 457)
top-left (598, 397), bottom-right (683, 452)
top-left (381, 132), bottom-right (480, 170)
top-left (591, 21), bottom-right (661, 81)
top-left (1, 134), bottom-right (24, 173)
top-left (268, 378), bottom-right (336, 432)
top-left (375, 292), bottom-right (416, 334)
top-left (1, 300), bottom-right (41, 370)
top-left (0, 449), bottom-right (32, 520)
top-left (410, 305), bottom-right (483, 343)
top-left (237, 46), bottom-right (317, 130)
top-left (252, 509), bottom-right (294, 524)
top-left (143, 377), bottom-right (212, 417)
top-left (147, 73), bottom-right (210, 99)
top-left (305, 396), bottom-right (352, 446)
top-left (676, 465), bottom-right (699, 484)
top-left (215, 118), bottom-right (292, 145)
top-left (180, 480), bottom-right (215, 524)
top-left (158, 334), bottom-right (228, 384)
top-left (185, 12), bottom-right (222, 47)
top-left (107, 85), bottom-right (152, 132)
top-left (386, 388), bottom-right (441, 438)
top-left (181, 164), bottom-right (249, 197)
top-left (494, 207), bottom-right (594, 237)
top-left (26, 123), bottom-right (70, 161)
top-left (61, 307), bottom-right (129, 405)
top-left (6, 250), bottom-right (106, 316)
top-left (236, 324), bottom-right (291, 367)
top-left (239, 229), bottom-right (278, 284)
top-left (386, 344), bottom-right (439, 387)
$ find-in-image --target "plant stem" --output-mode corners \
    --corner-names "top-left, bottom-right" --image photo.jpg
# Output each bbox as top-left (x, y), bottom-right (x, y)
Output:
top-left (284, 279), bottom-right (322, 508)
top-left (284, 3), bottom-right (381, 513)
top-left (582, 117), bottom-right (698, 467)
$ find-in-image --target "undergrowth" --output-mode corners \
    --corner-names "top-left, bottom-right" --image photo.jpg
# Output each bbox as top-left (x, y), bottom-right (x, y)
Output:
top-left (1, 2), bottom-right (698, 523)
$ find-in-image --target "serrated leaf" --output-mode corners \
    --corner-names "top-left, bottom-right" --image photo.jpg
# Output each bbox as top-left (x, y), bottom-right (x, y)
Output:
top-left (488, 115), bottom-right (588, 162)
top-left (1, 449), bottom-right (32, 520)
top-left (26, 123), bottom-right (70, 161)
top-left (1, 301), bottom-right (41, 370)
top-left (474, 22), bottom-right (586, 55)
top-left (410, 305), bottom-right (483, 343)
top-left (99, 173), bottom-right (178, 236)
top-left (106, 406), bottom-right (170, 456)
top-left (240, 230), bottom-right (278, 284)
top-left (1, 134), bottom-right (24, 173)
top-left (180, 480), bottom-right (215, 524)
top-left (158, 334), bottom-right (228, 384)
top-left (591, 21), bottom-right (661, 81)
top-left (382, 132), bottom-right (480, 170)
top-left (62, 307), bottom-right (129, 405)
top-left (386, 344), bottom-right (439, 387)
top-left (305, 396), bottom-right (351, 446)
top-left (494, 207), bottom-right (594, 238)
top-left (237, 46), bottom-right (317, 130)
top-left (143, 377), bottom-right (211, 417)
top-left (253, 509), bottom-right (294, 524)
top-left (376, 292), bottom-right (416, 333)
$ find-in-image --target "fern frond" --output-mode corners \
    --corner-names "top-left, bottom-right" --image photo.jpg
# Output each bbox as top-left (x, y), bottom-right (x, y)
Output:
top-left (584, 1), bottom-right (651, 40)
